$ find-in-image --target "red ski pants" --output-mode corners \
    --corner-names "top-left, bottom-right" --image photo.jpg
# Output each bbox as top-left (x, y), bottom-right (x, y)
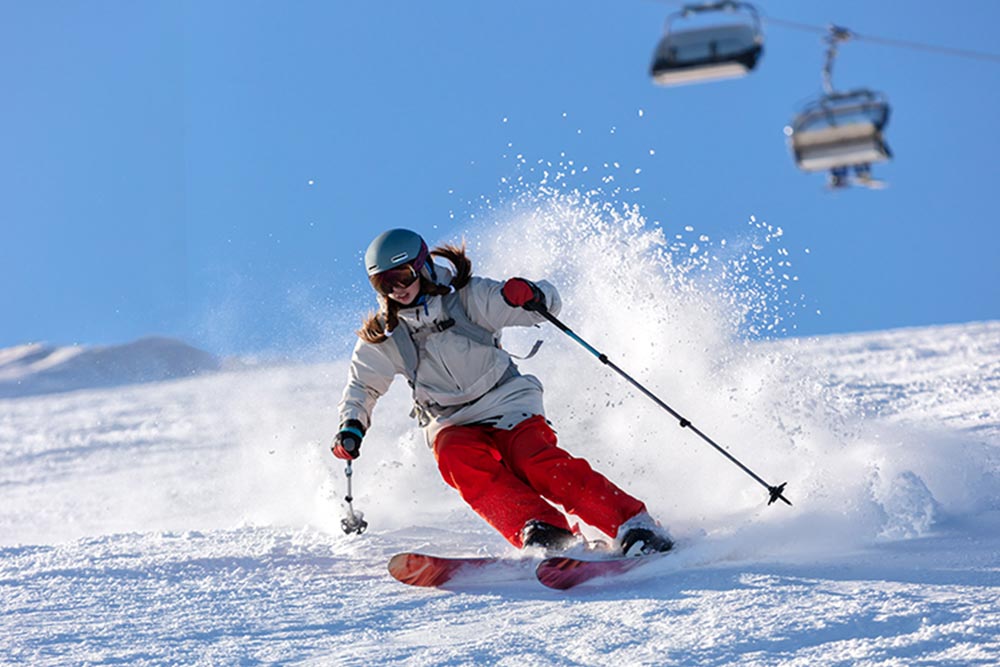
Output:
top-left (433, 415), bottom-right (646, 547)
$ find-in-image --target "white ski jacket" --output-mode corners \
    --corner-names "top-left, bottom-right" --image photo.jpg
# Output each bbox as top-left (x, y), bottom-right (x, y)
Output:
top-left (338, 272), bottom-right (561, 445)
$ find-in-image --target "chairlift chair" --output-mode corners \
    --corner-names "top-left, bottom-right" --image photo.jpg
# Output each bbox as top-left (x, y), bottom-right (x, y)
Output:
top-left (786, 25), bottom-right (893, 189)
top-left (650, 1), bottom-right (764, 86)
top-left (786, 89), bottom-right (892, 187)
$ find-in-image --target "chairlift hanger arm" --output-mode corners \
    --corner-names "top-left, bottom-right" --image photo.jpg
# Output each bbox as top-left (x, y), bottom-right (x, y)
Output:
top-left (822, 25), bottom-right (855, 94)
top-left (827, 25), bottom-right (853, 42)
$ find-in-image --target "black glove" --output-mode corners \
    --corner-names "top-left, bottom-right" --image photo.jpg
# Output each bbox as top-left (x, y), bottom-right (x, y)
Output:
top-left (332, 419), bottom-right (365, 460)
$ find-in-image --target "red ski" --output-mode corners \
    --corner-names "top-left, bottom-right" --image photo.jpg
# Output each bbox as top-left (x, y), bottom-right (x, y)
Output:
top-left (388, 552), bottom-right (529, 588)
top-left (535, 552), bottom-right (669, 590)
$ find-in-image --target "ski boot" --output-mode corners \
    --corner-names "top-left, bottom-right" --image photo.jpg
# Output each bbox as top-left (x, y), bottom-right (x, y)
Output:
top-left (521, 520), bottom-right (579, 554)
top-left (615, 512), bottom-right (674, 557)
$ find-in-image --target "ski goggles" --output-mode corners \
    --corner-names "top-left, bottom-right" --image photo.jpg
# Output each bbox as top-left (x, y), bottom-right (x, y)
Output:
top-left (369, 241), bottom-right (432, 295)
top-left (370, 263), bottom-right (421, 295)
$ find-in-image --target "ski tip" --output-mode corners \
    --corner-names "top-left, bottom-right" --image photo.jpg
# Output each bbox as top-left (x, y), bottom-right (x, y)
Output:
top-left (387, 552), bottom-right (507, 588)
top-left (387, 552), bottom-right (443, 587)
top-left (386, 552), bottom-right (411, 573)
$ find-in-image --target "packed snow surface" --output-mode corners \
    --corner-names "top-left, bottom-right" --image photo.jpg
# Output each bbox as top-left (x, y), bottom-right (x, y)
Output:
top-left (2, 198), bottom-right (998, 665)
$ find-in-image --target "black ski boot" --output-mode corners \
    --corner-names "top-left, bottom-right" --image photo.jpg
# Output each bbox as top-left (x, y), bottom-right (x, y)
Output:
top-left (521, 520), bottom-right (578, 553)
top-left (616, 512), bottom-right (674, 557)
top-left (619, 528), bottom-right (673, 556)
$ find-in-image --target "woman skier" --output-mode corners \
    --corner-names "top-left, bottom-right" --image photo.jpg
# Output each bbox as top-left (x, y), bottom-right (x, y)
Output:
top-left (333, 228), bottom-right (673, 556)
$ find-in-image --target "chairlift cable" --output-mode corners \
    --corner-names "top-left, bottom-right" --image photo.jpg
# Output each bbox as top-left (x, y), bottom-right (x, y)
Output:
top-left (844, 30), bottom-right (1000, 64)
top-left (646, 1), bottom-right (1000, 64)
top-left (758, 11), bottom-right (1000, 64)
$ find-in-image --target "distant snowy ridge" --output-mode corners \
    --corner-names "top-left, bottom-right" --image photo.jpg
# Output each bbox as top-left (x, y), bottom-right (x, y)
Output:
top-left (0, 337), bottom-right (220, 398)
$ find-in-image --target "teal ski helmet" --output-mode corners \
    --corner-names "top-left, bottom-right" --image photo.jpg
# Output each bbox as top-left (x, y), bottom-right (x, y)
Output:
top-left (364, 229), bottom-right (429, 276)
top-left (364, 229), bottom-right (437, 293)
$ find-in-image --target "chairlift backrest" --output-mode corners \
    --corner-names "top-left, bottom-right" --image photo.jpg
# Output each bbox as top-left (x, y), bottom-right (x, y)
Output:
top-left (792, 90), bottom-right (890, 133)
top-left (659, 23), bottom-right (758, 59)
top-left (650, 2), bottom-right (764, 86)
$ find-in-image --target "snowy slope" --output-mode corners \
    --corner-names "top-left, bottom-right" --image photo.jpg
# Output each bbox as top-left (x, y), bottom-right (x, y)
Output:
top-left (1, 319), bottom-right (997, 666)
top-left (2, 196), bottom-right (998, 665)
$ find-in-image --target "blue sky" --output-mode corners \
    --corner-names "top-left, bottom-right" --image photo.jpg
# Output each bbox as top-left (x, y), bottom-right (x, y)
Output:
top-left (2, 1), bottom-right (998, 355)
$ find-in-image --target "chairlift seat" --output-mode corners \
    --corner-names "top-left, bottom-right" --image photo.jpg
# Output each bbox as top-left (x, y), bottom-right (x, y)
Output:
top-left (788, 90), bottom-right (892, 173)
top-left (791, 122), bottom-right (891, 172)
top-left (651, 24), bottom-right (762, 86)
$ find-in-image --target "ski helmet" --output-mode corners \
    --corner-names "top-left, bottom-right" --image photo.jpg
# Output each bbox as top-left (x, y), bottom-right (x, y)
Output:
top-left (364, 229), bottom-right (440, 298)
top-left (364, 229), bottom-right (429, 276)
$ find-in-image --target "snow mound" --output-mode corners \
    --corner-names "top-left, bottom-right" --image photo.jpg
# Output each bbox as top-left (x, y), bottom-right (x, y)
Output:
top-left (0, 337), bottom-right (220, 399)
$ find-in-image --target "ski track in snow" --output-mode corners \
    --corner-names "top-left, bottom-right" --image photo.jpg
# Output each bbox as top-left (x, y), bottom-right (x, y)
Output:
top-left (1, 319), bottom-right (998, 666)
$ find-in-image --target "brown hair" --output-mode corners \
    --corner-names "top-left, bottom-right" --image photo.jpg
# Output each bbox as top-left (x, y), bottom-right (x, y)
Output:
top-left (357, 242), bottom-right (472, 343)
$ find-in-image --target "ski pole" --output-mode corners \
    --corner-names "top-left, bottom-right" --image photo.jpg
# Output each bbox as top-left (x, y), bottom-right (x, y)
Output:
top-left (341, 461), bottom-right (369, 535)
top-left (534, 305), bottom-right (792, 506)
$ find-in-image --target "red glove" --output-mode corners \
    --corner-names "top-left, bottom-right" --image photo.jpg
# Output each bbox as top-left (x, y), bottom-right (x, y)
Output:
top-left (501, 278), bottom-right (545, 311)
